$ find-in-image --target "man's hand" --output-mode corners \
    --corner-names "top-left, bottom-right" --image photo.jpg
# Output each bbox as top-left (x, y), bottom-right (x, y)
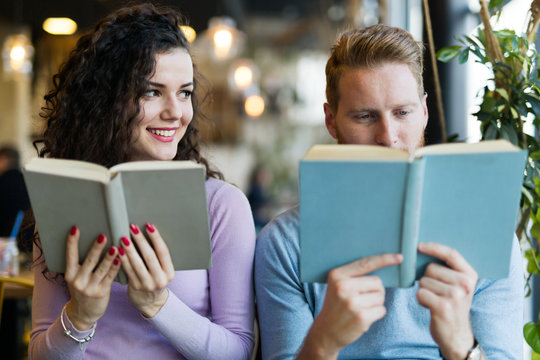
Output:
top-left (298, 253), bottom-right (403, 360)
top-left (417, 242), bottom-right (478, 360)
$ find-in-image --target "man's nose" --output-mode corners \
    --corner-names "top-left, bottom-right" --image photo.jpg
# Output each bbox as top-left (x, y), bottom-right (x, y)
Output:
top-left (374, 117), bottom-right (396, 147)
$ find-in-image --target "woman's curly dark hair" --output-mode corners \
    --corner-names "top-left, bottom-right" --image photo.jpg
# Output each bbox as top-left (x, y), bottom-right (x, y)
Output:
top-left (26, 3), bottom-right (223, 273)
top-left (38, 3), bottom-right (222, 178)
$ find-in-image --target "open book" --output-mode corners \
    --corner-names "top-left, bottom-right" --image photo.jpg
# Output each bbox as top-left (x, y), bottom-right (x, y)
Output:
top-left (299, 140), bottom-right (527, 287)
top-left (23, 158), bottom-right (212, 284)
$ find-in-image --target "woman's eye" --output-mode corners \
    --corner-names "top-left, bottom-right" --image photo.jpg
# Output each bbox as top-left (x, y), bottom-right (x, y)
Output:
top-left (179, 90), bottom-right (193, 99)
top-left (144, 90), bottom-right (159, 97)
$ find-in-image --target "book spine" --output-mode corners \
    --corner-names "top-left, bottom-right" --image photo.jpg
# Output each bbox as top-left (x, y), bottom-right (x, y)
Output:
top-left (104, 174), bottom-right (130, 284)
top-left (399, 158), bottom-right (426, 287)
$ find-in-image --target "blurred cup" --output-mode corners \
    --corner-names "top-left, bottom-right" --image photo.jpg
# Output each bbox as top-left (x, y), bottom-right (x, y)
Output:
top-left (0, 237), bottom-right (20, 276)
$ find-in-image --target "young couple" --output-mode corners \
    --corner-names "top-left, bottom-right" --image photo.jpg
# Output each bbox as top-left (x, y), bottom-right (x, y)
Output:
top-left (28, 3), bottom-right (522, 360)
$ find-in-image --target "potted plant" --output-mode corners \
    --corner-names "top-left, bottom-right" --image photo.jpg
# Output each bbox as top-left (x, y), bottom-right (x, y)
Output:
top-left (436, 0), bottom-right (540, 355)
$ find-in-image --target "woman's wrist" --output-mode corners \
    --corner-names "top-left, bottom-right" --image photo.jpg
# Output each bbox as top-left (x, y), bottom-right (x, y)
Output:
top-left (65, 302), bottom-right (97, 331)
top-left (139, 288), bottom-right (170, 318)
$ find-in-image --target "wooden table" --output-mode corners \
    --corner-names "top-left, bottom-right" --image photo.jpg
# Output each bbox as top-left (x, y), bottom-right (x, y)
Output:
top-left (0, 270), bottom-right (34, 301)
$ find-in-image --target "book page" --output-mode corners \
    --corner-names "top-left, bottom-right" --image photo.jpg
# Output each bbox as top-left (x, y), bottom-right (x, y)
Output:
top-left (414, 139), bottom-right (520, 158)
top-left (111, 160), bottom-right (202, 172)
top-left (24, 158), bottom-right (110, 183)
top-left (303, 144), bottom-right (409, 161)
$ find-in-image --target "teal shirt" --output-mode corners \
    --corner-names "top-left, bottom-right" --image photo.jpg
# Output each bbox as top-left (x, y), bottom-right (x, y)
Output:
top-left (255, 206), bottom-right (524, 359)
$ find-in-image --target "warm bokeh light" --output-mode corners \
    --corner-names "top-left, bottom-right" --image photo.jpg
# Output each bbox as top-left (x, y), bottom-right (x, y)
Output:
top-left (234, 65), bottom-right (253, 90)
top-left (2, 34), bottom-right (34, 74)
top-left (10, 46), bottom-right (25, 62)
top-left (213, 29), bottom-right (233, 58)
top-left (180, 25), bottom-right (196, 43)
top-left (244, 95), bottom-right (265, 117)
top-left (42, 18), bottom-right (77, 35)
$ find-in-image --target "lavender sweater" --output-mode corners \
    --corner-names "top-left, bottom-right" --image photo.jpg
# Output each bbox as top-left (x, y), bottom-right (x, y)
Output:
top-left (29, 178), bottom-right (256, 360)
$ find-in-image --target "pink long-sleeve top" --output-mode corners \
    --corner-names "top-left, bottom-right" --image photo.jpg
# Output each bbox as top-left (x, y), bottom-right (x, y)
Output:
top-left (29, 178), bottom-right (256, 360)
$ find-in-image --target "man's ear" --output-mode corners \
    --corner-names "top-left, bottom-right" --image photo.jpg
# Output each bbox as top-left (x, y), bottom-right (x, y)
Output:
top-left (421, 92), bottom-right (429, 131)
top-left (324, 103), bottom-right (338, 139)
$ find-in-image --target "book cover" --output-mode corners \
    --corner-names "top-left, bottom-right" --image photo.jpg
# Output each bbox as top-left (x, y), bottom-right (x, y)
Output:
top-left (299, 140), bottom-right (527, 287)
top-left (23, 158), bottom-right (212, 284)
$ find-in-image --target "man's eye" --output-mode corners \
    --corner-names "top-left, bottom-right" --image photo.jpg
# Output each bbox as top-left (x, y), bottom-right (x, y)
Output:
top-left (397, 110), bottom-right (409, 117)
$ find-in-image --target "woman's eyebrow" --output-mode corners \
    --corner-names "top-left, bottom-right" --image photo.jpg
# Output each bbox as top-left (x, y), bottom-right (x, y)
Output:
top-left (147, 81), bottom-right (194, 88)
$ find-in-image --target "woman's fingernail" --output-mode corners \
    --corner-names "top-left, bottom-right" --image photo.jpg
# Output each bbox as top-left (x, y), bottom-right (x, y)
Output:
top-left (109, 247), bottom-right (116, 256)
top-left (121, 237), bottom-right (130, 247)
top-left (70, 225), bottom-right (77, 235)
top-left (130, 224), bottom-right (139, 235)
top-left (97, 233), bottom-right (105, 244)
top-left (113, 258), bottom-right (120, 266)
top-left (118, 247), bottom-right (125, 256)
top-left (146, 223), bottom-right (155, 233)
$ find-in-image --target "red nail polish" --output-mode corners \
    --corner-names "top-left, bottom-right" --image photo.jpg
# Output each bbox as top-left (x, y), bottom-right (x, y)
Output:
top-left (121, 237), bottom-right (130, 246)
top-left (109, 247), bottom-right (116, 256)
top-left (118, 247), bottom-right (125, 256)
top-left (70, 225), bottom-right (77, 235)
top-left (97, 234), bottom-right (105, 244)
top-left (130, 224), bottom-right (139, 235)
top-left (146, 223), bottom-right (155, 233)
top-left (113, 258), bottom-right (120, 266)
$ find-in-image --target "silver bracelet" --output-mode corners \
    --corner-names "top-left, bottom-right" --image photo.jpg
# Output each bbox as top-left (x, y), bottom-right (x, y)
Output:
top-left (60, 304), bottom-right (96, 350)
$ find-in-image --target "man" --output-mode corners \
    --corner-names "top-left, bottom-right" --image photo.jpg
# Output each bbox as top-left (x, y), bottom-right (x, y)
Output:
top-left (254, 24), bottom-right (523, 359)
top-left (0, 146), bottom-right (30, 237)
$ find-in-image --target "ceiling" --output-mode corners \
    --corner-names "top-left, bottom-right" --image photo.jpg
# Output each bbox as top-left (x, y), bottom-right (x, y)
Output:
top-left (0, 0), bottom-right (316, 41)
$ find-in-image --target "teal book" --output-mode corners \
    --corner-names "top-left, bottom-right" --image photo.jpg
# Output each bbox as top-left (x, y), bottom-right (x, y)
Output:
top-left (299, 140), bottom-right (527, 287)
top-left (23, 158), bottom-right (212, 284)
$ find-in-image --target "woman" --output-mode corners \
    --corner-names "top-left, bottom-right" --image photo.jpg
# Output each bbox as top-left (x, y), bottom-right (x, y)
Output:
top-left (28, 4), bottom-right (255, 359)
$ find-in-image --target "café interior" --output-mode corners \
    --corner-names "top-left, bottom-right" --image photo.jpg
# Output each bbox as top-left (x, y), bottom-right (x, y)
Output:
top-left (0, 0), bottom-right (539, 359)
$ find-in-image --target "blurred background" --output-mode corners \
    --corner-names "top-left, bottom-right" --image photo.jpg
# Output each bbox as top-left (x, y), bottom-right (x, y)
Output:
top-left (0, 0), bottom-right (498, 221)
top-left (0, 0), bottom-right (539, 358)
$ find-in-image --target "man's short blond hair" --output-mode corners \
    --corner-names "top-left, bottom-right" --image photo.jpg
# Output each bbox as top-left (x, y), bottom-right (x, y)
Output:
top-left (326, 24), bottom-right (425, 112)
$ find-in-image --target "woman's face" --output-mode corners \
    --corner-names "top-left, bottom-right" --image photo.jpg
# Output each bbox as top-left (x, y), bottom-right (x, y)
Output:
top-left (129, 48), bottom-right (194, 161)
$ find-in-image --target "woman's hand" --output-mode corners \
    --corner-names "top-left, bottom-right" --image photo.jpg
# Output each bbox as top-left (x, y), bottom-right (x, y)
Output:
top-left (64, 226), bottom-right (121, 330)
top-left (119, 223), bottom-right (175, 317)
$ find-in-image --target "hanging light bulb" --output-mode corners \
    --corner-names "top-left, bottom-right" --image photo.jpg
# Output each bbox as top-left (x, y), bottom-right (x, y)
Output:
top-left (42, 18), bottom-right (78, 35)
top-left (199, 16), bottom-right (246, 60)
top-left (2, 34), bottom-right (34, 75)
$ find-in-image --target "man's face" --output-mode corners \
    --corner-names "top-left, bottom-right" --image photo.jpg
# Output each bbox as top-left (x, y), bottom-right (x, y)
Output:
top-left (324, 62), bottom-right (428, 153)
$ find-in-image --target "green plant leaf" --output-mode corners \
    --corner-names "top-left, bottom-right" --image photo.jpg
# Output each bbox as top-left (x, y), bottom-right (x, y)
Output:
top-left (530, 150), bottom-right (540, 160)
top-left (489, 0), bottom-right (505, 12)
top-left (526, 94), bottom-right (540, 118)
top-left (524, 249), bottom-right (540, 274)
top-left (495, 88), bottom-right (510, 102)
top-left (436, 46), bottom-right (461, 62)
top-left (532, 350), bottom-right (540, 360)
top-left (458, 48), bottom-right (470, 64)
top-left (524, 321), bottom-right (540, 352)
top-left (494, 29), bottom-right (516, 39)
top-left (484, 122), bottom-right (498, 140)
top-left (503, 124), bottom-right (519, 144)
